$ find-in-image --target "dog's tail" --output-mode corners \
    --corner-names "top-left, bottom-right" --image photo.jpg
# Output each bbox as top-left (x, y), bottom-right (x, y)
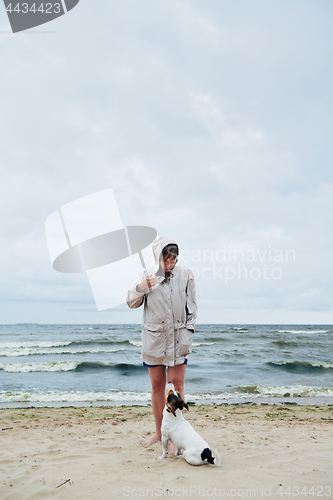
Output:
top-left (213, 450), bottom-right (221, 466)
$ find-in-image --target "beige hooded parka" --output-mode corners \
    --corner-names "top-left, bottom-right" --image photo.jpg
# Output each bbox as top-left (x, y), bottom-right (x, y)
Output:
top-left (126, 237), bottom-right (197, 366)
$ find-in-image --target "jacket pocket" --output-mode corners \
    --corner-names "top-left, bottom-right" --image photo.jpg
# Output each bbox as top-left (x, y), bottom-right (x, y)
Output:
top-left (142, 323), bottom-right (165, 360)
top-left (177, 327), bottom-right (193, 356)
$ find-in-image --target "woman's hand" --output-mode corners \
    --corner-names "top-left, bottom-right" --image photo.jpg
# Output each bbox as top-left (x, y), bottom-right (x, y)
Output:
top-left (137, 274), bottom-right (159, 292)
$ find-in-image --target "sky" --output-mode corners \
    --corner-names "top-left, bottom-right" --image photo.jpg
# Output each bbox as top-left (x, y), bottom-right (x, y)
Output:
top-left (1, 0), bottom-right (333, 325)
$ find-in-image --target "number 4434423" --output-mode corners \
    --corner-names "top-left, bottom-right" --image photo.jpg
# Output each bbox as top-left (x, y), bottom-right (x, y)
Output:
top-left (276, 485), bottom-right (331, 497)
top-left (5, 3), bottom-right (61, 14)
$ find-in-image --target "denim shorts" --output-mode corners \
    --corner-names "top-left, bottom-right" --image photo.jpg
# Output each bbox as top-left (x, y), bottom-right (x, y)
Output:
top-left (143, 359), bottom-right (188, 368)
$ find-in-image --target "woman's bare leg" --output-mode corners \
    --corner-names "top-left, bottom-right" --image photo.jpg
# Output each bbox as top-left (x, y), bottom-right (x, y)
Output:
top-left (141, 365), bottom-right (166, 448)
top-left (167, 363), bottom-right (186, 399)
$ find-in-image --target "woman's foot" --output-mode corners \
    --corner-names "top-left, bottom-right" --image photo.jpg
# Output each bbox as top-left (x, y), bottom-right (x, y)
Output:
top-left (141, 432), bottom-right (161, 448)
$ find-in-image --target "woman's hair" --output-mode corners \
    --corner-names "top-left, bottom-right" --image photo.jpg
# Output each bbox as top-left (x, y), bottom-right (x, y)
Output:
top-left (162, 243), bottom-right (179, 260)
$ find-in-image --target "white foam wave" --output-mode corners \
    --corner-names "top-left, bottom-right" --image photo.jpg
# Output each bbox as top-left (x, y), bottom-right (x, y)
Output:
top-left (1, 386), bottom-right (332, 404)
top-left (129, 340), bottom-right (142, 347)
top-left (0, 347), bottom-right (125, 357)
top-left (269, 361), bottom-right (333, 369)
top-left (313, 362), bottom-right (333, 369)
top-left (0, 341), bottom-right (72, 348)
top-left (238, 384), bottom-right (333, 398)
top-left (277, 330), bottom-right (329, 334)
top-left (0, 361), bottom-right (79, 373)
top-left (234, 342), bottom-right (266, 345)
top-left (185, 392), bottom-right (236, 400)
top-left (0, 390), bottom-right (234, 403)
top-left (192, 342), bottom-right (216, 347)
top-left (0, 390), bottom-right (152, 403)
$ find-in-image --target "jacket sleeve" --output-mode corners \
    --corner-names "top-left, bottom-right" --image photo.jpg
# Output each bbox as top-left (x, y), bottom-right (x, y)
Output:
top-left (126, 272), bottom-right (146, 309)
top-left (185, 269), bottom-right (197, 331)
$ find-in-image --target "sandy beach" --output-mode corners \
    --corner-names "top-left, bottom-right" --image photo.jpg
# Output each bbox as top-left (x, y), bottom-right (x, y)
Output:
top-left (0, 404), bottom-right (332, 500)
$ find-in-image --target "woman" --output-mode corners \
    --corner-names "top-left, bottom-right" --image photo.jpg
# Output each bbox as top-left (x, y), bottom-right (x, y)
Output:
top-left (127, 236), bottom-right (197, 448)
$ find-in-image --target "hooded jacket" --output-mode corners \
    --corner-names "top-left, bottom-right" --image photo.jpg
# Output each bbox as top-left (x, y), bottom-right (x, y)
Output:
top-left (126, 237), bottom-right (197, 366)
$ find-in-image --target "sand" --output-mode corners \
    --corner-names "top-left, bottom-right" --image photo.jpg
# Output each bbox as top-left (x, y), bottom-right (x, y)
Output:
top-left (0, 404), bottom-right (332, 500)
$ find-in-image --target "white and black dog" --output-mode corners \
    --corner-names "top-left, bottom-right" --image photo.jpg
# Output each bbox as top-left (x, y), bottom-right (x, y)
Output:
top-left (159, 382), bottom-right (221, 466)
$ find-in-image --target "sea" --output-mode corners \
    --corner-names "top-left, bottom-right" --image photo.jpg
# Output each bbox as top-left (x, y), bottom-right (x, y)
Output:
top-left (0, 324), bottom-right (332, 408)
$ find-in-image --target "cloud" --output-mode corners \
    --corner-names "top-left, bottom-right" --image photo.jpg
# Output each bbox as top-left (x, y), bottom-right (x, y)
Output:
top-left (0, 0), bottom-right (332, 323)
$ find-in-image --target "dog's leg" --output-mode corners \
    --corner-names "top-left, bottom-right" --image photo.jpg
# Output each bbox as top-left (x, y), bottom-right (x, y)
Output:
top-left (175, 448), bottom-right (182, 457)
top-left (158, 435), bottom-right (169, 460)
top-left (183, 448), bottom-right (204, 466)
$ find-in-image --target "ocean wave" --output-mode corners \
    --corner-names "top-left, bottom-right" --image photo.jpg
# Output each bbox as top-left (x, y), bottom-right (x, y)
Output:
top-left (203, 337), bottom-right (228, 342)
top-left (192, 342), bottom-right (216, 347)
top-left (0, 341), bottom-right (72, 348)
top-left (0, 347), bottom-right (126, 357)
top-left (277, 330), bottom-right (329, 334)
top-left (1, 386), bottom-right (333, 404)
top-left (267, 361), bottom-right (333, 373)
top-left (0, 361), bottom-right (144, 373)
top-left (69, 339), bottom-right (133, 346)
top-left (271, 340), bottom-right (298, 346)
top-left (75, 362), bottom-right (143, 373)
top-left (236, 384), bottom-right (333, 398)
top-left (0, 338), bottom-right (141, 347)
top-left (0, 390), bottom-right (152, 403)
top-left (234, 342), bottom-right (266, 346)
top-left (0, 338), bottom-right (141, 356)
top-left (0, 361), bottom-right (80, 372)
top-left (129, 340), bottom-right (141, 347)
top-left (0, 389), bottom-right (238, 404)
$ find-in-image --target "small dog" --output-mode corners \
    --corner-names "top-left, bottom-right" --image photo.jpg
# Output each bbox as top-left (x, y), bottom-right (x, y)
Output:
top-left (159, 382), bottom-right (221, 466)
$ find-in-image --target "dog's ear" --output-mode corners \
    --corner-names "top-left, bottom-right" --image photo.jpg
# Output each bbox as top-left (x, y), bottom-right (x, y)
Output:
top-left (181, 401), bottom-right (189, 412)
top-left (167, 402), bottom-right (177, 416)
top-left (175, 398), bottom-right (189, 412)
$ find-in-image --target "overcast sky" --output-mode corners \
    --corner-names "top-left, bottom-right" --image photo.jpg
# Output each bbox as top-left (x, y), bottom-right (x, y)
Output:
top-left (1, 0), bottom-right (332, 324)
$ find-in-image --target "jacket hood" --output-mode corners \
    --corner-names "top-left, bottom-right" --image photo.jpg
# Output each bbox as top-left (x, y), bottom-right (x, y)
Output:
top-left (152, 236), bottom-right (178, 266)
